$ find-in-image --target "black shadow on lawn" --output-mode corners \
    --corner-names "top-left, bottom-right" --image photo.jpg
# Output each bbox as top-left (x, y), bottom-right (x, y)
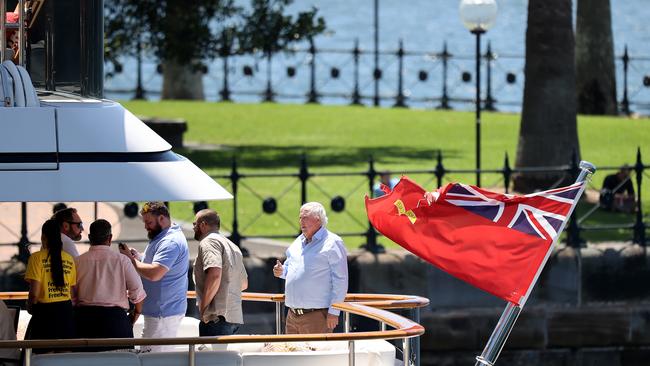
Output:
top-left (176, 145), bottom-right (462, 170)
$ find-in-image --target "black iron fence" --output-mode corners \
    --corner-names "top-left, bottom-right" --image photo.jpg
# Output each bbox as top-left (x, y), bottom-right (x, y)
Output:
top-left (193, 148), bottom-right (648, 254)
top-left (1, 149), bottom-right (648, 259)
top-left (105, 41), bottom-right (650, 114)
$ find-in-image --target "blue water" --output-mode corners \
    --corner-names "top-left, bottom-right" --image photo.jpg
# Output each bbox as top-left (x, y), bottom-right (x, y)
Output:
top-left (104, 0), bottom-right (650, 112)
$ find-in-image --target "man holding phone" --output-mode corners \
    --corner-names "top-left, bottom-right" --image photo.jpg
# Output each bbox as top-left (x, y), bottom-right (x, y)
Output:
top-left (119, 202), bottom-right (189, 352)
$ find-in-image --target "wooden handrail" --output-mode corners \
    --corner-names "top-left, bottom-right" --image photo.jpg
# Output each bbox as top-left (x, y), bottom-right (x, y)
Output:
top-left (0, 291), bottom-right (430, 309)
top-left (0, 299), bottom-right (424, 349)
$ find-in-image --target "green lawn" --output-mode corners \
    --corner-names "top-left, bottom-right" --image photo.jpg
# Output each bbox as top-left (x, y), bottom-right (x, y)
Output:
top-left (122, 101), bottom-right (650, 248)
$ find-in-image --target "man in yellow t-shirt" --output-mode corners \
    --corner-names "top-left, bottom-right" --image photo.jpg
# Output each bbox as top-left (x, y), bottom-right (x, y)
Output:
top-left (25, 250), bottom-right (76, 303)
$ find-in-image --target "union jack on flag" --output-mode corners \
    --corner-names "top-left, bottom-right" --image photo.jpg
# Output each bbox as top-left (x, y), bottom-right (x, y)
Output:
top-left (444, 182), bottom-right (585, 242)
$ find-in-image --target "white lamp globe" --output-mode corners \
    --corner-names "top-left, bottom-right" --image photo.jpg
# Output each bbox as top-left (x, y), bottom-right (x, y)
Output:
top-left (459, 0), bottom-right (498, 32)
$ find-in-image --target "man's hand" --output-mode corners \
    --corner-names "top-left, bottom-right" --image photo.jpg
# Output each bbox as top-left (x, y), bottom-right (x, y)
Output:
top-left (128, 309), bottom-right (140, 325)
top-left (326, 314), bottom-right (338, 331)
top-left (273, 259), bottom-right (284, 278)
top-left (120, 246), bottom-right (140, 261)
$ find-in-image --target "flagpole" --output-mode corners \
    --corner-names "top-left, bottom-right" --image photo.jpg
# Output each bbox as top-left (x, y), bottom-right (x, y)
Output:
top-left (474, 161), bottom-right (596, 366)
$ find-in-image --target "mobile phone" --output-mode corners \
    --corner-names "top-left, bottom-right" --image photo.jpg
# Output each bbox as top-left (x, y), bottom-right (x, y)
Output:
top-left (118, 242), bottom-right (127, 250)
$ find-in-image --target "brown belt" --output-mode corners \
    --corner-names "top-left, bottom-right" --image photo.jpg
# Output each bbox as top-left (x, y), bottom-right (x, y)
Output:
top-left (290, 308), bottom-right (327, 316)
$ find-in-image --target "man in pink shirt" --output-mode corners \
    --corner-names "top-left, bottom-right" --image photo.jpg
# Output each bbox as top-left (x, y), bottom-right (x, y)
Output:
top-left (74, 219), bottom-right (146, 351)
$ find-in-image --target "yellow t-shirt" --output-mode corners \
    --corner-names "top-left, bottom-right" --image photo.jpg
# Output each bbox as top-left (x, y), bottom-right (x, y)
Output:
top-left (25, 250), bottom-right (76, 303)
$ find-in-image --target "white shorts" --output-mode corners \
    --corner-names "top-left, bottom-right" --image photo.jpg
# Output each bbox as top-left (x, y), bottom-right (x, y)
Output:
top-left (141, 314), bottom-right (184, 352)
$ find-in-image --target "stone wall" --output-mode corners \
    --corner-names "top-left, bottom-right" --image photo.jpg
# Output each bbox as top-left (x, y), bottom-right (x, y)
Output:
top-left (242, 242), bottom-right (650, 365)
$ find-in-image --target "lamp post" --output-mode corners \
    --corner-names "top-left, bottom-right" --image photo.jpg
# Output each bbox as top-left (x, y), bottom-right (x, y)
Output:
top-left (460, 0), bottom-right (497, 187)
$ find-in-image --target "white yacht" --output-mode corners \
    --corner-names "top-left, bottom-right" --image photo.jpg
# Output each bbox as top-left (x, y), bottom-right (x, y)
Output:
top-left (0, 1), bottom-right (426, 365)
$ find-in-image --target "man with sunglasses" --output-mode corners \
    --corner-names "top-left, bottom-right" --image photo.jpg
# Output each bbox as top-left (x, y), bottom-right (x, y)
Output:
top-left (52, 207), bottom-right (83, 257)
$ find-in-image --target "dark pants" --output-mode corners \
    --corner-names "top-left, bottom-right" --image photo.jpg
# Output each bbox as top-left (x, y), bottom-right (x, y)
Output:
top-left (26, 300), bottom-right (75, 354)
top-left (75, 305), bottom-right (134, 352)
top-left (199, 316), bottom-right (240, 336)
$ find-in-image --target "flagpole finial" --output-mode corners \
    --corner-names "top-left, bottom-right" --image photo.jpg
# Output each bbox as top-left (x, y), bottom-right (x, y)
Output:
top-left (577, 161), bottom-right (597, 184)
top-left (579, 161), bottom-right (596, 174)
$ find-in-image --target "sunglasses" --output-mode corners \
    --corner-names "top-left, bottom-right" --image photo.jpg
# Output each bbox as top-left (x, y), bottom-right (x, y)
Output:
top-left (66, 221), bottom-right (84, 230)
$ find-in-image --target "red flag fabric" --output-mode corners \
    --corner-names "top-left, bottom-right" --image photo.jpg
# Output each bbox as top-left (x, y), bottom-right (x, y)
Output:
top-left (365, 176), bottom-right (584, 305)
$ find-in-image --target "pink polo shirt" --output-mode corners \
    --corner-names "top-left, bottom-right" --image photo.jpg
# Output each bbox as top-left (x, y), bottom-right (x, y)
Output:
top-left (75, 245), bottom-right (146, 309)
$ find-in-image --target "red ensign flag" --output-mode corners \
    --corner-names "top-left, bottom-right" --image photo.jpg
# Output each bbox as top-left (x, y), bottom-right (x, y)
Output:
top-left (365, 176), bottom-right (584, 305)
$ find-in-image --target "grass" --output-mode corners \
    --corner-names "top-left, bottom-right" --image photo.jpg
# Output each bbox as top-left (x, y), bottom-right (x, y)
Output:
top-left (121, 101), bottom-right (650, 248)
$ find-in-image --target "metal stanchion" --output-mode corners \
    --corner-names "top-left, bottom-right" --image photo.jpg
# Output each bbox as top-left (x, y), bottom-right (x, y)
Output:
top-left (189, 344), bottom-right (195, 366)
top-left (403, 337), bottom-right (410, 366)
top-left (275, 302), bottom-right (282, 335)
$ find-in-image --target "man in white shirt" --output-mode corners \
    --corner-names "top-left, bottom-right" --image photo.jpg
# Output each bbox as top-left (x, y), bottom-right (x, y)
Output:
top-left (273, 202), bottom-right (348, 334)
top-left (52, 207), bottom-right (83, 257)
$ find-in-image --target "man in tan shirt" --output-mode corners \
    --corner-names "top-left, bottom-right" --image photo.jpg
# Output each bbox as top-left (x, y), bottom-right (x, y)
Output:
top-left (192, 209), bottom-right (248, 336)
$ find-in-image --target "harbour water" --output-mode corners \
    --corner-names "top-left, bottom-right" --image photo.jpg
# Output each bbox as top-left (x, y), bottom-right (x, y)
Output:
top-left (104, 0), bottom-right (650, 113)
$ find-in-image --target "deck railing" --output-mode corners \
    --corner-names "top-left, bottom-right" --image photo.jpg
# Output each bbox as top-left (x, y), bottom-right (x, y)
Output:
top-left (0, 291), bottom-right (428, 366)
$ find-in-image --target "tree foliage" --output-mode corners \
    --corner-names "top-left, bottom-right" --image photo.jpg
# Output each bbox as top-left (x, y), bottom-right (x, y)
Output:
top-left (237, 0), bottom-right (326, 56)
top-left (104, 0), bottom-right (239, 68)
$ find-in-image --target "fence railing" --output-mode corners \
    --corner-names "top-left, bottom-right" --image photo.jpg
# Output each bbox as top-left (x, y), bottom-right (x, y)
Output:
top-left (197, 149), bottom-right (646, 254)
top-left (1, 150), bottom-right (647, 257)
top-left (105, 41), bottom-right (650, 114)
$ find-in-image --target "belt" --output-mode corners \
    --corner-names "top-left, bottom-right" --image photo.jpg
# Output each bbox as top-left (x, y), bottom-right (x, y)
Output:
top-left (290, 308), bottom-right (327, 316)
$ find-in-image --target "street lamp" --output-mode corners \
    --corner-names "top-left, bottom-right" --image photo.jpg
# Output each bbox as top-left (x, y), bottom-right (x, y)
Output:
top-left (460, 0), bottom-right (497, 187)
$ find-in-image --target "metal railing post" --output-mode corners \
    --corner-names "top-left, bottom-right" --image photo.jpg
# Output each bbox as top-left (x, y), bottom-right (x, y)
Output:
top-left (438, 43), bottom-right (451, 110)
top-left (220, 29), bottom-right (232, 101)
top-left (485, 42), bottom-right (495, 111)
top-left (621, 45), bottom-right (631, 115)
top-left (264, 53), bottom-right (274, 102)
top-left (189, 344), bottom-right (195, 366)
top-left (15, 202), bottom-right (31, 264)
top-left (345, 312), bottom-right (350, 333)
top-left (394, 39), bottom-right (406, 107)
top-left (299, 154), bottom-right (309, 205)
top-left (365, 156), bottom-right (383, 253)
top-left (230, 158), bottom-right (242, 247)
top-left (349, 340), bottom-right (356, 366)
top-left (346, 312), bottom-right (355, 365)
top-left (307, 37), bottom-right (319, 104)
top-left (412, 308), bottom-right (421, 366)
top-left (134, 36), bottom-right (146, 100)
top-left (502, 153), bottom-right (512, 194)
top-left (634, 147), bottom-right (646, 246)
top-left (25, 348), bottom-right (31, 366)
top-left (403, 337), bottom-right (410, 366)
top-left (435, 150), bottom-right (445, 189)
top-left (352, 39), bottom-right (362, 105)
top-left (275, 302), bottom-right (282, 335)
top-left (220, 53), bottom-right (231, 101)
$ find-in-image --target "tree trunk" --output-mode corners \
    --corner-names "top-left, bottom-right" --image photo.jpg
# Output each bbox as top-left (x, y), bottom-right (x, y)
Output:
top-left (576, 0), bottom-right (617, 115)
top-left (513, 0), bottom-right (580, 193)
top-left (161, 61), bottom-right (205, 100)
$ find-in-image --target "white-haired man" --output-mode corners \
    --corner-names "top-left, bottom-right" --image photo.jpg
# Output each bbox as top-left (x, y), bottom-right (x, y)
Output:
top-left (273, 202), bottom-right (348, 334)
